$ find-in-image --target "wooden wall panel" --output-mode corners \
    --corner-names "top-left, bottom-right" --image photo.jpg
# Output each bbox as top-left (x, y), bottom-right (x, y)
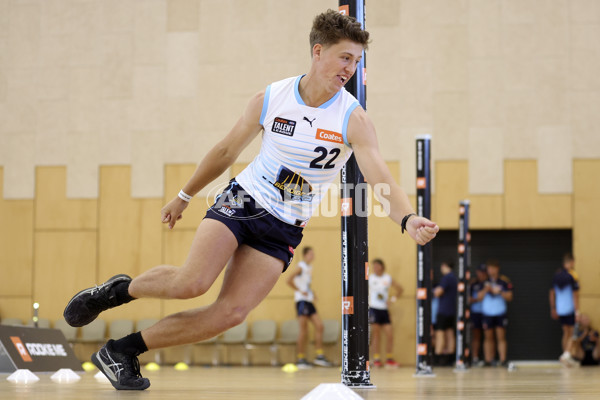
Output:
top-left (573, 160), bottom-right (600, 296)
top-left (434, 161), bottom-right (469, 229)
top-left (0, 167), bottom-right (34, 296)
top-left (579, 297), bottom-right (600, 331)
top-left (469, 195), bottom-right (504, 229)
top-left (98, 166), bottom-right (162, 279)
top-left (369, 208), bottom-right (417, 297)
top-left (35, 167), bottom-right (97, 230)
top-left (33, 232), bottom-right (97, 320)
top-left (504, 160), bottom-right (572, 228)
top-left (0, 298), bottom-right (33, 322)
top-left (163, 164), bottom-right (210, 229)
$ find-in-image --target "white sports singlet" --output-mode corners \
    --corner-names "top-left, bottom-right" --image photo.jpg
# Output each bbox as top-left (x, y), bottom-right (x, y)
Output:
top-left (294, 261), bottom-right (314, 302)
top-left (369, 273), bottom-right (392, 310)
top-left (236, 75), bottom-right (360, 226)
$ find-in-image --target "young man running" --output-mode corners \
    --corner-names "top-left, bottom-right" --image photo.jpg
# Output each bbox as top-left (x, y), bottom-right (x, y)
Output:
top-left (63, 10), bottom-right (438, 390)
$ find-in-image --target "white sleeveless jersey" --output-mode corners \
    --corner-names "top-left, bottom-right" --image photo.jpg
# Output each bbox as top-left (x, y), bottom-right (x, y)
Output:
top-left (369, 273), bottom-right (392, 310)
top-left (294, 261), bottom-right (314, 302)
top-left (236, 75), bottom-right (359, 226)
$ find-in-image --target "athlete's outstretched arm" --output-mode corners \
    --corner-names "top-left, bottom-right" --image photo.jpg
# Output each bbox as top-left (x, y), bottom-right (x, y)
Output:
top-left (346, 107), bottom-right (438, 245)
top-left (161, 91), bottom-right (265, 229)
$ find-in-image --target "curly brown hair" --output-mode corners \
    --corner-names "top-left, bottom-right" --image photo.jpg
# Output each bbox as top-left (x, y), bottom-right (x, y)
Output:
top-left (309, 9), bottom-right (370, 54)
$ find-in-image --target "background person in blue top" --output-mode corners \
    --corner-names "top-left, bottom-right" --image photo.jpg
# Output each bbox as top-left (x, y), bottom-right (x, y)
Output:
top-left (478, 259), bottom-right (513, 367)
top-left (550, 253), bottom-right (580, 361)
top-left (62, 10), bottom-right (439, 391)
top-left (433, 261), bottom-right (458, 366)
top-left (469, 264), bottom-right (488, 366)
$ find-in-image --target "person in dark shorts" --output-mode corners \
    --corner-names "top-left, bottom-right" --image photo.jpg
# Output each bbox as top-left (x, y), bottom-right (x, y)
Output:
top-left (550, 253), bottom-right (580, 360)
top-left (560, 313), bottom-right (599, 367)
top-left (469, 264), bottom-right (487, 366)
top-left (368, 259), bottom-right (404, 368)
top-left (286, 247), bottom-right (332, 368)
top-left (433, 261), bottom-right (458, 366)
top-left (61, 10), bottom-right (438, 391)
top-left (479, 259), bottom-right (513, 367)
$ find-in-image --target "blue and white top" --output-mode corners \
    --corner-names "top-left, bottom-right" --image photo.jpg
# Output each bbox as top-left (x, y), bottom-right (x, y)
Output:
top-left (236, 75), bottom-right (360, 226)
top-left (369, 273), bottom-right (392, 310)
top-left (552, 268), bottom-right (579, 316)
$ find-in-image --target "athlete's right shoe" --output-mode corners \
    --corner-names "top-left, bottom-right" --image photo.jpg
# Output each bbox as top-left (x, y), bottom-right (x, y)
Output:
top-left (296, 358), bottom-right (313, 369)
top-left (92, 340), bottom-right (150, 390)
top-left (63, 274), bottom-right (132, 327)
top-left (372, 359), bottom-right (383, 368)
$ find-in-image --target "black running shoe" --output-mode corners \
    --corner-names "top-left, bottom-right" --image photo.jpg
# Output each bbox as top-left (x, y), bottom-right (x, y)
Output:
top-left (63, 274), bottom-right (132, 327)
top-left (92, 340), bottom-right (150, 390)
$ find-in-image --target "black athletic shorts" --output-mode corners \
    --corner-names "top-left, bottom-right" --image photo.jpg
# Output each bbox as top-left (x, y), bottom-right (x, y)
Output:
top-left (296, 301), bottom-right (317, 317)
top-left (471, 312), bottom-right (483, 330)
top-left (559, 313), bottom-right (576, 326)
top-left (204, 179), bottom-right (303, 272)
top-left (369, 308), bottom-right (391, 325)
top-left (482, 314), bottom-right (508, 330)
top-left (436, 313), bottom-right (456, 330)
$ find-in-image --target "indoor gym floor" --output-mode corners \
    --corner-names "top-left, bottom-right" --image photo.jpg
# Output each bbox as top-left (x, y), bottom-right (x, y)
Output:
top-left (1, 365), bottom-right (598, 399)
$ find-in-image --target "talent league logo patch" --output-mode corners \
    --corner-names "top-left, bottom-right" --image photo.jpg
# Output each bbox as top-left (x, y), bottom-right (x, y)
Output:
top-left (271, 117), bottom-right (296, 136)
top-left (315, 128), bottom-right (343, 144)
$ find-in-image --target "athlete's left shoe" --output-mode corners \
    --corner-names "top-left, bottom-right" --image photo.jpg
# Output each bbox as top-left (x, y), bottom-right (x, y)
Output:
top-left (385, 358), bottom-right (399, 368)
top-left (92, 340), bottom-right (150, 390)
top-left (313, 355), bottom-right (333, 367)
top-left (63, 274), bottom-right (132, 327)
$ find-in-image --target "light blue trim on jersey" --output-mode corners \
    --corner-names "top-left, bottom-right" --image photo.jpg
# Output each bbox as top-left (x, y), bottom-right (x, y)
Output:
top-left (342, 101), bottom-right (360, 147)
top-left (259, 85), bottom-right (271, 125)
top-left (294, 75), bottom-right (341, 109)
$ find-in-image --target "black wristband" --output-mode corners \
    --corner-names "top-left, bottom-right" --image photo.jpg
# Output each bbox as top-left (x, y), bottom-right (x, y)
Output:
top-left (401, 213), bottom-right (416, 234)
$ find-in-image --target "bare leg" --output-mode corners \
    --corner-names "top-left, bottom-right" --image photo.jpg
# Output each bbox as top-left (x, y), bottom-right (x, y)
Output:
top-left (383, 324), bottom-right (394, 355)
top-left (310, 313), bottom-right (324, 351)
top-left (483, 328), bottom-right (495, 363)
top-left (129, 219), bottom-right (239, 299)
top-left (562, 325), bottom-right (574, 352)
top-left (370, 324), bottom-right (381, 359)
top-left (496, 327), bottom-right (507, 362)
top-left (445, 328), bottom-right (456, 354)
top-left (434, 329), bottom-right (445, 355)
top-left (297, 316), bottom-right (309, 356)
top-left (140, 245), bottom-right (283, 349)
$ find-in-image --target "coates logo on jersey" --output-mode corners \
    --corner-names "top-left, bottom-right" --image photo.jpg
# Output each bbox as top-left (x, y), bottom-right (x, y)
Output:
top-left (271, 117), bottom-right (296, 136)
top-left (315, 129), bottom-right (343, 144)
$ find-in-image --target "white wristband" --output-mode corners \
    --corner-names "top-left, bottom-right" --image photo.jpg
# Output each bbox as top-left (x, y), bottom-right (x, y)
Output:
top-left (178, 190), bottom-right (193, 202)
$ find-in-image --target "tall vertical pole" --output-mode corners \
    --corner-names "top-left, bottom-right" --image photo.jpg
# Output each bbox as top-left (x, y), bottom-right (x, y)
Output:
top-left (339, 0), bottom-right (373, 388)
top-left (415, 135), bottom-right (434, 376)
top-left (455, 200), bottom-right (471, 370)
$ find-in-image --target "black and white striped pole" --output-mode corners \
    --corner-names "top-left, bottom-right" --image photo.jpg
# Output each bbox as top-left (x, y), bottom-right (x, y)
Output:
top-left (339, 0), bottom-right (373, 388)
top-left (415, 135), bottom-right (434, 376)
top-left (455, 200), bottom-right (471, 370)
